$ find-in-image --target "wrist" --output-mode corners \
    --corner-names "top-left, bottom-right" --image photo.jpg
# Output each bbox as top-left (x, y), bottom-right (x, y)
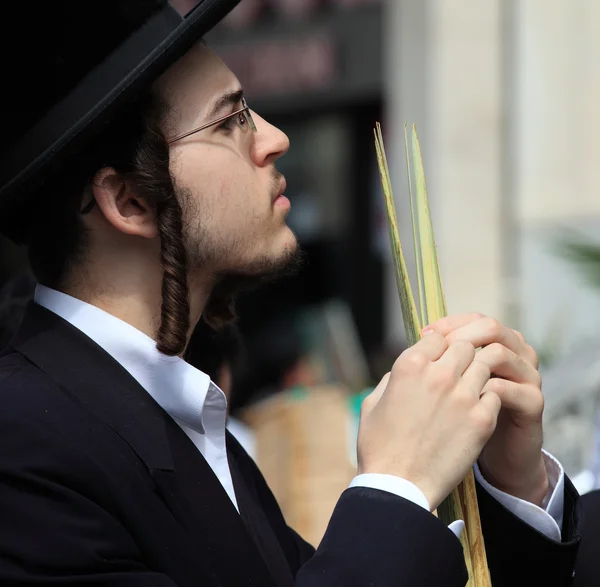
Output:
top-left (358, 465), bottom-right (440, 511)
top-left (478, 455), bottom-right (549, 507)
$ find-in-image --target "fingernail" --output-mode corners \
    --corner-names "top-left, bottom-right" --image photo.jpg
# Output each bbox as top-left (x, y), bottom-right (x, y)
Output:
top-left (422, 327), bottom-right (434, 336)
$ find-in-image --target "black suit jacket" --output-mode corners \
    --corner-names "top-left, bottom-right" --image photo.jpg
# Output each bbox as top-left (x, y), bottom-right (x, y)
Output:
top-left (0, 304), bottom-right (584, 586)
top-left (574, 489), bottom-right (600, 585)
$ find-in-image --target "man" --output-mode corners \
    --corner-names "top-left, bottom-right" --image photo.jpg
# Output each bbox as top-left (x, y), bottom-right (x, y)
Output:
top-left (0, 1), bottom-right (591, 585)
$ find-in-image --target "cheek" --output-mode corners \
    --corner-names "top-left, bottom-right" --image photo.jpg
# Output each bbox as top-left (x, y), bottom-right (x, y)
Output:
top-left (215, 168), bottom-right (266, 232)
top-left (172, 147), bottom-right (266, 236)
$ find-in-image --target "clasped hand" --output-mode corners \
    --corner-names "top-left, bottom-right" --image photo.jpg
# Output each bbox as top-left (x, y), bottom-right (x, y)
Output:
top-left (357, 313), bottom-right (547, 510)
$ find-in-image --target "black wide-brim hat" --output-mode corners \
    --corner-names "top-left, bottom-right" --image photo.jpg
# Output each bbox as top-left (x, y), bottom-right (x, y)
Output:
top-left (0, 0), bottom-right (240, 244)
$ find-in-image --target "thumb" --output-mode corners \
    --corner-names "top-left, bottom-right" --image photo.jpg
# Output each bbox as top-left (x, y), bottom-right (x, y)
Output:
top-left (361, 372), bottom-right (391, 415)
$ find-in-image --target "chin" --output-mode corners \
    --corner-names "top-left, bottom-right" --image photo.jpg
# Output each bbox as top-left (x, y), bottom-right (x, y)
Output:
top-left (279, 225), bottom-right (299, 253)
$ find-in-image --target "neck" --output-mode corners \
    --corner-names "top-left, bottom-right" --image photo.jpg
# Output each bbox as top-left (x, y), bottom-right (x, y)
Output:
top-left (63, 260), bottom-right (214, 345)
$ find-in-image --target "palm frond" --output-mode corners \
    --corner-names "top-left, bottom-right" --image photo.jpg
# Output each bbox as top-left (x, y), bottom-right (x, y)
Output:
top-left (374, 123), bottom-right (491, 586)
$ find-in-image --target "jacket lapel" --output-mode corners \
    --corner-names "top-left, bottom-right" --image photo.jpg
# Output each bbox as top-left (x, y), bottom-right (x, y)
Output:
top-left (11, 303), bottom-right (279, 587)
top-left (158, 418), bottom-right (279, 587)
top-left (227, 432), bottom-right (295, 587)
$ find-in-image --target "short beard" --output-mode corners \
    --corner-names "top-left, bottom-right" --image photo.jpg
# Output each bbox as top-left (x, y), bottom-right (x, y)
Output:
top-left (202, 244), bottom-right (304, 329)
top-left (177, 183), bottom-right (304, 329)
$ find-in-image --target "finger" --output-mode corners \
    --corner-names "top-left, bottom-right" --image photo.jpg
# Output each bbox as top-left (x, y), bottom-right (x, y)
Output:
top-left (511, 329), bottom-right (539, 369)
top-left (423, 313), bottom-right (485, 336)
top-left (510, 328), bottom-right (525, 343)
top-left (443, 317), bottom-right (528, 358)
top-left (482, 378), bottom-right (544, 419)
top-left (407, 331), bottom-right (450, 362)
top-left (456, 359), bottom-right (491, 398)
top-left (475, 343), bottom-right (541, 386)
top-left (435, 340), bottom-right (476, 378)
top-left (475, 390), bottom-right (501, 433)
top-left (361, 372), bottom-right (391, 414)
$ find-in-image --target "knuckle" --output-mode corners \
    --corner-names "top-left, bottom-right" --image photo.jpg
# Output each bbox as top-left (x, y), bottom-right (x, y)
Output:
top-left (473, 405), bottom-right (497, 435)
top-left (406, 351), bottom-right (428, 370)
top-left (511, 328), bottom-right (526, 342)
top-left (473, 359), bottom-right (491, 379)
top-left (530, 388), bottom-right (545, 414)
top-left (429, 364), bottom-right (456, 390)
top-left (396, 349), bottom-right (428, 372)
top-left (452, 339), bottom-right (476, 358)
top-left (483, 317), bottom-right (504, 339)
top-left (487, 342), bottom-right (510, 363)
top-left (451, 388), bottom-right (474, 411)
top-left (527, 345), bottom-right (540, 369)
top-left (487, 376), bottom-right (506, 393)
top-left (422, 331), bottom-right (447, 346)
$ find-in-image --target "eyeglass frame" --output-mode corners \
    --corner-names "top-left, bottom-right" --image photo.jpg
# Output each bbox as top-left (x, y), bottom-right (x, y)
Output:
top-left (167, 97), bottom-right (257, 144)
top-left (80, 99), bottom-right (257, 214)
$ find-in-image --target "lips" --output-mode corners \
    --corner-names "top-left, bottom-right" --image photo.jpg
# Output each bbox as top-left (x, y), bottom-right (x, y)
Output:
top-left (272, 176), bottom-right (287, 203)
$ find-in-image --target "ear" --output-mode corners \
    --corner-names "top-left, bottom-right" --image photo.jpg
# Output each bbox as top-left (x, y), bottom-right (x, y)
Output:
top-left (90, 167), bottom-right (158, 239)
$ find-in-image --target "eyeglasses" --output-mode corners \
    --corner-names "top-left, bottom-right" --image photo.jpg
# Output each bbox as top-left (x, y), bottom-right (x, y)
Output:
top-left (80, 99), bottom-right (257, 214)
top-left (167, 97), bottom-right (257, 144)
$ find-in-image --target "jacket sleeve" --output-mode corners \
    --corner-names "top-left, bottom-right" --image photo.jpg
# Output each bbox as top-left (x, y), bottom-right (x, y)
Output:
top-left (294, 486), bottom-right (468, 587)
top-left (476, 475), bottom-right (581, 586)
top-left (292, 480), bottom-right (583, 587)
top-left (227, 433), bottom-right (468, 587)
top-left (0, 410), bottom-right (178, 586)
top-left (232, 429), bottom-right (585, 587)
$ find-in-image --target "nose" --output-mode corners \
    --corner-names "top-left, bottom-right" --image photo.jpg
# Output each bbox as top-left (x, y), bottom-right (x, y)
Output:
top-left (250, 111), bottom-right (290, 167)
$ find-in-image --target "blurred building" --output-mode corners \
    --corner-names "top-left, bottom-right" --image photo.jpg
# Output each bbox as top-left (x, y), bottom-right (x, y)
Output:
top-left (382, 0), bottom-right (600, 488)
top-left (382, 0), bottom-right (600, 357)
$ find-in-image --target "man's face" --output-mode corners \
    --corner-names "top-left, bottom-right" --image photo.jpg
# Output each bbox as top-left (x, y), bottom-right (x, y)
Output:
top-left (155, 42), bottom-right (298, 281)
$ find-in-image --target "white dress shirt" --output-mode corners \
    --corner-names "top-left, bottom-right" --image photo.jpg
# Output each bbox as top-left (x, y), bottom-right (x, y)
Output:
top-left (35, 285), bottom-right (565, 542)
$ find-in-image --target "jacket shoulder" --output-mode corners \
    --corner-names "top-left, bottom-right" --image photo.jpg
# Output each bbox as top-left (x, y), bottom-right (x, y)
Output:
top-left (0, 348), bottom-right (72, 418)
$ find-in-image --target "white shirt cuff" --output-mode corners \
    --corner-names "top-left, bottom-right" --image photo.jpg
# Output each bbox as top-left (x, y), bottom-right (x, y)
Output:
top-left (349, 473), bottom-right (430, 510)
top-left (349, 474), bottom-right (464, 539)
top-left (350, 449), bottom-right (564, 543)
top-left (474, 449), bottom-right (564, 542)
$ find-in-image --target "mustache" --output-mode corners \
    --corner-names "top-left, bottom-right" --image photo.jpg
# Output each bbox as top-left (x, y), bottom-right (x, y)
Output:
top-left (271, 168), bottom-right (284, 194)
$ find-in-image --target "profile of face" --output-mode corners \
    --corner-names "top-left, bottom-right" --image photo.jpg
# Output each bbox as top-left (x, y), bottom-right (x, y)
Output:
top-left (155, 42), bottom-right (299, 282)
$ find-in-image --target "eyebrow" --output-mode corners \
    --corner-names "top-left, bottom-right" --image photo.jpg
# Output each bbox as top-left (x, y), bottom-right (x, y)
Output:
top-left (206, 89), bottom-right (244, 120)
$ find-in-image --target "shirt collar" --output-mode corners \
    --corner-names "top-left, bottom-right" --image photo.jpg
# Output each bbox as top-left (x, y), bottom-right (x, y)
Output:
top-left (33, 284), bottom-right (226, 434)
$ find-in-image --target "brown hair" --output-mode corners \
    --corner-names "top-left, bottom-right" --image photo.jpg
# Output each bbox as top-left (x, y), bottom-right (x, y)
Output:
top-left (27, 92), bottom-right (193, 355)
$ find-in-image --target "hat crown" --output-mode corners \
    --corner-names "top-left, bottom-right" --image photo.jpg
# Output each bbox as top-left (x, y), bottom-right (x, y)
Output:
top-left (3, 0), bottom-right (166, 152)
top-left (0, 0), bottom-right (240, 243)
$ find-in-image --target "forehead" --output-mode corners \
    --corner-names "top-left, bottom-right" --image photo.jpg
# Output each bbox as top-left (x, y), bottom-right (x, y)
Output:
top-left (154, 41), bottom-right (239, 123)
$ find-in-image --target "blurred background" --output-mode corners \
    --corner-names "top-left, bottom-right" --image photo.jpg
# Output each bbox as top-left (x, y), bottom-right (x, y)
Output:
top-left (3, 0), bottom-right (600, 544)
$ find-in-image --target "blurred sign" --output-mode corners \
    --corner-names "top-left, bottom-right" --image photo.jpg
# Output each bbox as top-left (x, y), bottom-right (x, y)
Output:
top-left (171, 0), bottom-right (381, 25)
top-left (221, 0), bottom-right (264, 28)
top-left (210, 0), bottom-right (381, 107)
top-left (274, 0), bottom-right (323, 19)
top-left (222, 0), bottom-right (381, 28)
top-left (218, 35), bottom-right (337, 97)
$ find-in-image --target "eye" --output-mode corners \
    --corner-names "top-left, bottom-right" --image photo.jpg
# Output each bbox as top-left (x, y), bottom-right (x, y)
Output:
top-left (219, 110), bottom-right (249, 133)
top-left (219, 115), bottom-right (236, 132)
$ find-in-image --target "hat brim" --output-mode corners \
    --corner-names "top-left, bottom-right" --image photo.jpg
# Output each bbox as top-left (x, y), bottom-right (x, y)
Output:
top-left (0, 0), bottom-right (240, 243)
